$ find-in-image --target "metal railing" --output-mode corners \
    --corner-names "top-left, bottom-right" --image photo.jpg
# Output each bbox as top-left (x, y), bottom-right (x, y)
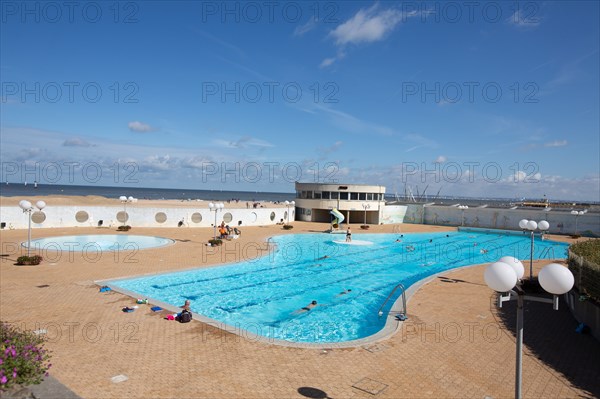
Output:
top-left (377, 282), bottom-right (407, 320)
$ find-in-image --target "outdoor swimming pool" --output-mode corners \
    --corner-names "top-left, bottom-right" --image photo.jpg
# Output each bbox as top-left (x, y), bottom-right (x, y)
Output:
top-left (24, 235), bottom-right (174, 251)
top-left (109, 231), bottom-right (568, 344)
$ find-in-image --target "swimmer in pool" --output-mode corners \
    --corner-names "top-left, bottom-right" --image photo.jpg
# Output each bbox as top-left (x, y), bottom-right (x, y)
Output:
top-left (336, 289), bottom-right (352, 297)
top-left (294, 300), bottom-right (319, 314)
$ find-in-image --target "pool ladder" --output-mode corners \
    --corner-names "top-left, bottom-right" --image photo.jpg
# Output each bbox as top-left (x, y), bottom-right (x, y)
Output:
top-left (539, 246), bottom-right (556, 259)
top-left (377, 283), bottom-right (407, 321)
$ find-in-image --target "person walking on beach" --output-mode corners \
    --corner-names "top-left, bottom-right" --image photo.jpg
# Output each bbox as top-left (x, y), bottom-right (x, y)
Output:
top-left (346, 227), bottom-right (352, 242)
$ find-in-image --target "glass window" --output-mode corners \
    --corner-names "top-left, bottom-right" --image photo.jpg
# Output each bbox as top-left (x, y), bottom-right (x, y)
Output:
top-left (314, 192), bottom-right (322, 199)
top-left (350, 192), bottom-right (359, 200)
top-left (330, 191), bottom-right (338, 200)
top-left (359, 193), bottom-right (366, 200)
top-left (307, 191), bottom-right (313, 199)
top-left (367, 193), bottom-right (373, 201)
top-left (321, 191), bottom-right (330, 200)
top-left (339, 192), bottom-right (348, 200)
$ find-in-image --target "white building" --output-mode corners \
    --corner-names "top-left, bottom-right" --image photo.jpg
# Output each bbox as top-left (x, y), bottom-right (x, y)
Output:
top-left (294, 182), bottom-right (386, 225)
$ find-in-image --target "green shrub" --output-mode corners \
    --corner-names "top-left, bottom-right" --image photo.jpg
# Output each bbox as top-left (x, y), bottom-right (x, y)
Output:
top-left (282, 225), bottom-right (293, 230)
top-left (0, 322), bottom-right (52, 391)
top-left (570, 239), bottom-right (600, 264)
top-left (15, 255), bottom-right (42, 266)
top-left (568, 239), bottom-right (600, 303)
top-left (117, 225), bottom-right (131, 231)
top-left (208, 238), bottom-right (223, 246)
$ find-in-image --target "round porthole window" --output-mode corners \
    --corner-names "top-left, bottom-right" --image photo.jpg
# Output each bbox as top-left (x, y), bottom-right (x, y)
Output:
top-left (191, 212), bottom-right (202, 223)
top-left (270, 212), bottom-right (276, 221)
top-left (31, 211), bottom-right (46, 224)
top-left (155, 212), bottom-right (167, 223)
top-left (116, 211), bottom-right (129, 223)
top-left (75, 211), bottom-right (89, 223)
top-left (223, 212), bottom-right (233, 223)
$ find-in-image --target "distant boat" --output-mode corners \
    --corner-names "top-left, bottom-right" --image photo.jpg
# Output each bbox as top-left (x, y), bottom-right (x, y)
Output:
top-left (24, 181), bottom-right (27, 186)
top-left (34, 181), bottom-right (38, 189)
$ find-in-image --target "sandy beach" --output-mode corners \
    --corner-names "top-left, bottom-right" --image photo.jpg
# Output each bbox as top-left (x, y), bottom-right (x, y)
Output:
top-left (0, 195), bottom-right (595, 399)
top-left (0, 195), bottom-right (290, 208)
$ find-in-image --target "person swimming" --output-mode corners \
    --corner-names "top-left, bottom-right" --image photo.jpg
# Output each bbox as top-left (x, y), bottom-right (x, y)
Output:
top-left (336, 289), bottom-right (352, 297)
top-left (294, 300), bottom-right (318, 313)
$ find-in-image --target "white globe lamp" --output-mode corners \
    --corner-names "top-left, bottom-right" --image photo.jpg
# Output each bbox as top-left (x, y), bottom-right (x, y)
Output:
top-left (538, 263), bottom-right (575, 295)
top-left (518, 219), bottom-right (529, 229)
top-left (498, 256), bottom-right (525, 280)
top-left (484, 262), bottom-right (517, 292)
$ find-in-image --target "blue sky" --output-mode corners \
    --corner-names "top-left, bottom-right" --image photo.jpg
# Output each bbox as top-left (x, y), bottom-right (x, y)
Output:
top-left (1, 1), bottom-right (599, 201)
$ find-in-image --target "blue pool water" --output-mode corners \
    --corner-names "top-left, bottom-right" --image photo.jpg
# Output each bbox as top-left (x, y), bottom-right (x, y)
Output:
top-left (25, 235), bottom-right (174, 251)
top-left (109, 231), bottom-right (568, 344)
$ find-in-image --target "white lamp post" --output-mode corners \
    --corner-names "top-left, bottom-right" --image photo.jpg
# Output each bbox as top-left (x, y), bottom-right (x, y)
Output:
top-left (484, 259), bottom-right (574, 399)
top-left (458, 205), bottom-right (469, 226)
top-left (19, 199), bottom-right (46, 257)
top-left (362, 203), bottom-right (371, 226)
top-left (570, 210), bottom-right (586, 235)
top-left (119, 196), bottom-right (135, 226)
top-left (518, 219), bottom-right (549, 280)
top-left (284, 200), bottom-right (295, 225)
top-left (209, 202), bottom-right (224, 239)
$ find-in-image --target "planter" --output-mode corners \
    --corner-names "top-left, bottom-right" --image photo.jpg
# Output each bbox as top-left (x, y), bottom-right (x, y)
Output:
top-left (16, 255), bottom-right (43, 266)
top-left (283, 225), bottom-right (294, 230)
top-left (360, 225), bottom-right (370, 230)
top-left (208, 239), bottom-right (223, 246)
top-left (117, 225), bottom-right (132, 232)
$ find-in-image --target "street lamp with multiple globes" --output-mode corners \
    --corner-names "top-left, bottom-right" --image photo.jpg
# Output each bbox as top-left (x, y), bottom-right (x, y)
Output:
top-left (119, 196), bottom-right (135, 226)
top-left (484, 258), bottom-right (574, 399)
top-left (284, 200), bottom-right (295, 225)
top-left (458, 205), bottom-right (469, 226)
top-left (362, 203), bottom-right (371, 226)
top-left (518, 219), bottom-right (549, 280)
top-left (209, 202), bottom-right (224, 239)
top-left (570, 210), bottom-right (587, 235)
top-left (19, 199), bottom-right (46, 257)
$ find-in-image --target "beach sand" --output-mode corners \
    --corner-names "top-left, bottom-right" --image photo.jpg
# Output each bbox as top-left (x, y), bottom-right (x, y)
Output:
top-left (0, 197), bottom-right (593, 399)
top-left (0, 195), bottom-right (289, 208)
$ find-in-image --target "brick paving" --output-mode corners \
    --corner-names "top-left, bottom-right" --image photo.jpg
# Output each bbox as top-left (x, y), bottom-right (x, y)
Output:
top-left (1, 223), bottom-right (598, 398)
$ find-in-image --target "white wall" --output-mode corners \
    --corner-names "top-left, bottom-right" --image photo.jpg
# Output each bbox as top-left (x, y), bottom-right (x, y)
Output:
top-left (0, 206), bottom-right (294, 229)
top-left (381, 205), bottom-right (408, 224)
top-left (377, 203), bottom-right (598, 236)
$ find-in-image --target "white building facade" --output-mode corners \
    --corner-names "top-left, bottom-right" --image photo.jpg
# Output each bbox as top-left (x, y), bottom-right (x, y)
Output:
top-left (294, 182), bottom-right (386, 225)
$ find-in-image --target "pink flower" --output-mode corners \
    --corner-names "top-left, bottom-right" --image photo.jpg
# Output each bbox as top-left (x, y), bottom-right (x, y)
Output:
top-left (0, 375), bottom-right (7, 385)
top-left (12, 368), bottom-right (17, 379)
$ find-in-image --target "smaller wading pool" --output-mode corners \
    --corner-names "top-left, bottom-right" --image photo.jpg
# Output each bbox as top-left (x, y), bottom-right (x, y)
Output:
top-left (23, 235), bottom-right (174, 251)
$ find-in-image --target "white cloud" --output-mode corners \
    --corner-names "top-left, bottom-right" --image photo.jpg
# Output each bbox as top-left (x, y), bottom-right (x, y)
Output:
top-left (128, 121), bottom-right (155, 133)
top-left (63, 137), bottom-right (94, 147)
top-left (330, 5), bottom-right (403, 46)
top-left (434, 155), bottom-right (447, 164)
top-left (294, 19), bottom-right (317, 37)
top-left (544, 140), bottom-right (568, 147)
top-left (319, 57), bottom-right (337, 68)
top-left (213, 136), bottom-right (274, 149)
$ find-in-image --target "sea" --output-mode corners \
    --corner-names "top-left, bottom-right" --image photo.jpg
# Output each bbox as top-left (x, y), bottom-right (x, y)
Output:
top-left (1, 183), bottom-right (596, 210)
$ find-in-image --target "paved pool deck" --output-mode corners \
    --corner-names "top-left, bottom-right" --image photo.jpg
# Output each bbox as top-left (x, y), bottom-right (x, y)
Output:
top-left (1, 222), bottom-right (598, 398)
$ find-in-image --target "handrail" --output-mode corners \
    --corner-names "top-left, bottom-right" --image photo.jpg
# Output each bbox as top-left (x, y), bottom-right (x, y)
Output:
top-left (539, 246), bottom-right (555, 259)
top-left (378, 282), bottom-right (407, 320)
